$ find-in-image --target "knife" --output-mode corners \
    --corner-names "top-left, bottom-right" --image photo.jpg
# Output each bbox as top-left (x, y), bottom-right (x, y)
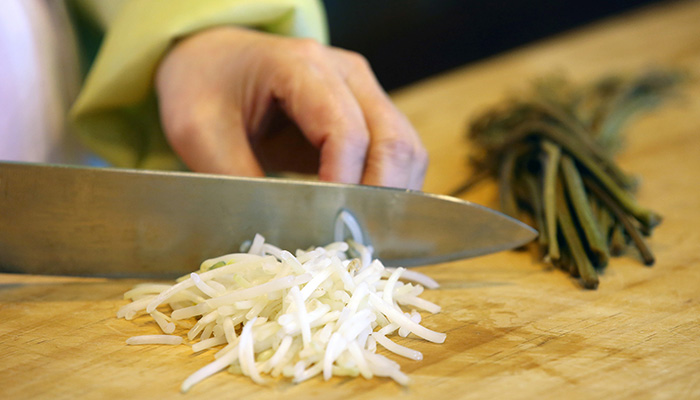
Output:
top-left (0, 161), bottom-right (536, 277)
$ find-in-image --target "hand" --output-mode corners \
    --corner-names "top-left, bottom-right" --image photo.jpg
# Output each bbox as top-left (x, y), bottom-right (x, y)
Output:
top-left (155, 26), bottom-right (428, 189)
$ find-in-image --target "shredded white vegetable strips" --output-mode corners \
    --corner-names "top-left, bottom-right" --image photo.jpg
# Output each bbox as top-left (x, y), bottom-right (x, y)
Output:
top-left (126, 335), bottom-right (183, 345)
top-left (118, 226), bottom-right (444, 392)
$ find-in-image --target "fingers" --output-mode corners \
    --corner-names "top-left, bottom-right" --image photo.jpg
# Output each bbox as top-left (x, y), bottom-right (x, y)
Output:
top-left (155, 37), bottom-right (264, 177)
top-left (270, 40), bottom-right (427, 189)
top-left (160, 97), bottom-right (264, 177)
top-left (328, 48), bottom-right (428, 190)
top-left (154, 27), bottom-right (428, 190)
top-left (268, 39), bottom-right (371, 184)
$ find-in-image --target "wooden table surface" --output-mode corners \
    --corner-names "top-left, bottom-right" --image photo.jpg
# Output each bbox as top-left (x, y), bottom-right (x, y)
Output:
top-left (2, 1), bottom-right (700, 398)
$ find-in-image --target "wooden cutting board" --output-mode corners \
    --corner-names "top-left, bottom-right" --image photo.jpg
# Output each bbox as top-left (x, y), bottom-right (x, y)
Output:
top-left (2, 1), bottom-right (700, 399)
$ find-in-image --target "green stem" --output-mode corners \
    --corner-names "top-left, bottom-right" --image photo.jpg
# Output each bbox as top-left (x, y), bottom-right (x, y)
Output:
top-left (595, 199), bottom-right (615, 258)
top-left (501, 116), bottom-right (636, 189)
top-left (523, 173), bottom-right (547, 248)
top-left (532, 100), bottom-right (611, 160)
top-left (498, 148), bottom-right (520, 219)
top-left (514, 121), bottom-right (661, 229)
top-left (597, 96), bottom-right (661, 151)
top-left (556, 179), bottom-right (599, 289)
top-left (559, 243), bottom-right (578, 277)
top-left (560, 155), bottom-right (609, 267)
top-left (542, 140), bottom-right (561, 262)
top-left (584, 176), bottom-right (656, 265)
top-left (610, 222), bottom-right (627, 256)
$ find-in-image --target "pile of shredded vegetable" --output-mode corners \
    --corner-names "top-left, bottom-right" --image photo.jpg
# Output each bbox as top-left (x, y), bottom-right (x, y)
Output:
top-left (118, 214), bottom-right (445, 392)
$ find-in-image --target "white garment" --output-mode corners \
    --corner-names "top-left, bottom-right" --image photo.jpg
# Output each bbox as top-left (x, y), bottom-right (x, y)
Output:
top-left (0, 0), bottom-right (89, 163)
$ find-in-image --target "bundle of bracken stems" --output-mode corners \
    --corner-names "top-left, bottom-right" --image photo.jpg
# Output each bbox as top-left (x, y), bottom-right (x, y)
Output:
top-left (453, 70), bottom-right (683, 289)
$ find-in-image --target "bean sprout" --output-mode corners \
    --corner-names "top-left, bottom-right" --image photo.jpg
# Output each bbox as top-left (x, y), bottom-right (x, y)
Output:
top-left (118, 221), bottom-right (444, 392)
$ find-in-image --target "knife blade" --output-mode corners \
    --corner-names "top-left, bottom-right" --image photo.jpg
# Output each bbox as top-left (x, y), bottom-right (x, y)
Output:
top-left (0, 161), bottom-right (536, 277)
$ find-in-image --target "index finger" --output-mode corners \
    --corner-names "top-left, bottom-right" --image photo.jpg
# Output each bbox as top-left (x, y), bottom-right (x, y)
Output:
top-left (267, 40), bottom-right (371, 184)
top-left (329, 48), bottom-right (428, 190)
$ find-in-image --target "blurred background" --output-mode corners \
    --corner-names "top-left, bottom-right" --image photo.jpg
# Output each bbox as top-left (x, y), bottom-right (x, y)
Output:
top-left (322, 0), bottom-right (659, 91)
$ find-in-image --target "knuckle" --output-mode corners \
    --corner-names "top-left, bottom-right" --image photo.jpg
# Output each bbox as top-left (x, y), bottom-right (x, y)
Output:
top-left (345, 131), bottom-right (371, 154)
top-left (289, 38), bottom-right (326, 59)
top-left (163, 106), bottom-right (209, 148)
top-left (375, 134), bottom-right (417, 163)
top-left (415, 143), bottom-right (429, 166)
top-left (415, 147), bottom-right (430, 179)
top-left (342, 50), bottom-right (372, 72)
top-left (165, 119), bottom-right (197, 150)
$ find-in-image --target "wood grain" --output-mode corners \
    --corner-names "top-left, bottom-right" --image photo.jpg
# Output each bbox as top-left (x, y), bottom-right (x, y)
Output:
top-left (2, 1), bottom-right (700, 398)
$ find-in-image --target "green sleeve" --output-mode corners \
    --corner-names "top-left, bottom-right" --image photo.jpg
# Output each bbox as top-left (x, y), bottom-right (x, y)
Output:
top-left (70, 0), bottom-right (328, 170)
